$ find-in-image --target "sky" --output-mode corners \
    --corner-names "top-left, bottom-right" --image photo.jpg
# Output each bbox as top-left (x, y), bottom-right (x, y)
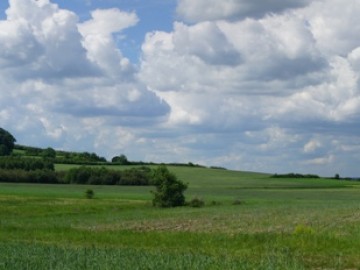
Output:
top-left (1, 0), bottom-right (360, 177)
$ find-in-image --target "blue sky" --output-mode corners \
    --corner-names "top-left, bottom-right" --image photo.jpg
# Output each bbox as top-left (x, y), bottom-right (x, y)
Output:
top-left (1, 0), bottom-right (360, 177)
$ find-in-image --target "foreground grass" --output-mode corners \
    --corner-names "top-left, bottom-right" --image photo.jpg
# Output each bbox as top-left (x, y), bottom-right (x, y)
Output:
top-left (1, 167), bottom-right (360, 269)
top-left (0, 242), bottom-right (307, 270)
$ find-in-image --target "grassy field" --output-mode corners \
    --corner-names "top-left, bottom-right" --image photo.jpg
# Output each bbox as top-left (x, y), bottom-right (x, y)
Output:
top-left (1, 166), bottom-right (360, 269)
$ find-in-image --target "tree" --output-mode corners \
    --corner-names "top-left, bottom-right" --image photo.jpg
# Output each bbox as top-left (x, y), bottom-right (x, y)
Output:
top-left (151, 165), bottom-right (187, 207)
top-left (0, 128), bottom-right (16, 156)
top-left (111, 154), bottom-right (129, 165)
top-left (42, 147), bottom-right (56, 159)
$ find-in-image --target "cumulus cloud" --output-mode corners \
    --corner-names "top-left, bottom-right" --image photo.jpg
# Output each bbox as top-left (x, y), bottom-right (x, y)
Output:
top-left (304, 0), bottom-right (360, 56)
top-left (2, 0), bottom-right (99, 80)
top-left (2, 0), bottom-right (360, 176)
top-left (304, 139), bottom-right (322, 153)
top-left (141, 12), bottom-right (327, 96)
top-left (138, 0), bottom-right (360, 176)
top-left (0, 0), bottom-right (169, 156)
top-left (78, 8), bottom-right (139, 77)
top-left (176, 0), bottom-right (315, 22)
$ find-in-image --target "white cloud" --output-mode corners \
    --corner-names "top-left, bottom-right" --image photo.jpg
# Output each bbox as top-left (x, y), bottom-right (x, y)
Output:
top-left (0, 0), bottom-right (169, 155)
top-left (139, 0), bottom-right (360, 176)
top-left (78, 8), bottom-right (139, 78)
top-left (304, 0), bottom-right (360, 57)
top-left (176, 0), bottom-right (315, 22)
top-left (304, 155), bottom-right (335, 165)
top-left (79, 8), bottom-right (138, 36)
top-left (304, 139), bottom-right (322, 153)
top-left (1, 0), bottom-right (360, 177)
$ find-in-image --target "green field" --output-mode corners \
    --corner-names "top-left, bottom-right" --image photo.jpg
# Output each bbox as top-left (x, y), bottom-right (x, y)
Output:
top-left (1, 166), bottom-right (360, 269)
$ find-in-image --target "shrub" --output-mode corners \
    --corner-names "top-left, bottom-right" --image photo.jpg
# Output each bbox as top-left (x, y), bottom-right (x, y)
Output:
top-left (85, 189), bottom-right (94, 199)
top-left (188, 197), bottom-right (205, 208)
top-left (232, 199), bottom-right (243, 205)
top-left (151, 165), bottom-right (187, 208)
top-left (293, 224), bottom-right (315, 235)
top-left (210, 200), bottom-right (222, 206)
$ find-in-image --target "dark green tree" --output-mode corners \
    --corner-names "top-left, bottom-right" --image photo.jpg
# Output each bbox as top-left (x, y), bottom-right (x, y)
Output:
top-left (42, 147), bottom-right (56, 159)
top-left (111, 154), bottom-right (129, 165)
top-left (151, 165), bottom-right (187, 207)
top-left (0, 128), bottom-right (16, 156)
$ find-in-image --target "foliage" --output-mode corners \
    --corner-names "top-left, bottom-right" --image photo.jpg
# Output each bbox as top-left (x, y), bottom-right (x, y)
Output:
top-left (151, 165), bottom-right (187, 207)
top-left (85, 189), bottom-right (95, 199)
top-left (210, 166), bottom-right (227, 170)
top-left (0, 159), bottom-right (153, 186)
top-left (232, 199), bottom-right (243, 205)
top-left (14, 145), bottom-right (107, 164)
top-left (293, 224), bottom-right (315, 235)
top-left (111, 154), bottom-right (129, 165)
top-left (56, 151), bottom-right (107, 164)
top-left (15, 145), bottom-right (43, 156)
top-left (0, 169), bottom-right (58, 184)
top-left (0, 128), bottom-right (16, 156)
top-left (0, 157), bottom-right (54, 171)
top-left (42, 147), bottom-right (56, 159)
top-left (64, 166), bottom-right (151, 186)
top-left (188, 197), bottom-right (205, 208)
top-left (271, 173), bottom-right (320, 179)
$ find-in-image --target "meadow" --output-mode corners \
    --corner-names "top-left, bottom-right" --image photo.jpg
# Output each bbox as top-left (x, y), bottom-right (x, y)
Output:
top-left (1, 165), bottom-right (360, 269)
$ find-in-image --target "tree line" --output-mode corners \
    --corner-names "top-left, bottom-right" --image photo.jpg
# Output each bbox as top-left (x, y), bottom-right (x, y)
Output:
top-left (64, 166), bottom-right (152, 185)
top-left (271, 173), bottom-right (320, 179)
top-left (0, 156), bottom-right (54, 171)
top-left (15, 145), bottom-right (107, 164)
top-left (0, 163), bottom-right (153, 186)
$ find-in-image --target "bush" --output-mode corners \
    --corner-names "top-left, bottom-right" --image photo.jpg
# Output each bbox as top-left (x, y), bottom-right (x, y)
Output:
top-left (293, 224), bottom-right (315, 235)
top-left (188, 197), bottom-right (205, 208)
top-left (151, 165), bottom-right (187, 208)
top-left (232, 199), bottom-right (243, 205)
top-left (210, 200), bottom-right (222, 206)
top-left (85, 189), bottom-right (94, 199)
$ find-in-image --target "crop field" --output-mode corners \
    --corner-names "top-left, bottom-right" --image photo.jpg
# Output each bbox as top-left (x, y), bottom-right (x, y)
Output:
top-left (1, 166), bottom-right (360, 269)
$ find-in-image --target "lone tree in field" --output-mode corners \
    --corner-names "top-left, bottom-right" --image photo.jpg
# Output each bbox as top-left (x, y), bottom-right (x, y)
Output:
top-left (0, 128), bottom-right (16, 156)
top-left (151, 165), bottom-right (187, 207)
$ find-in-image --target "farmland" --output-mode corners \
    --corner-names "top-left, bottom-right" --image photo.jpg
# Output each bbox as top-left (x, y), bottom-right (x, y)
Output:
top-left (1, 166), bottom-right (360, 269)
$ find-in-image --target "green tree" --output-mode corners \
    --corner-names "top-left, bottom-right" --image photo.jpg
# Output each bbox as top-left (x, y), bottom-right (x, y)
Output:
top-left (111, 154), bottom-right (129, 165)
top-left (42, 147), bottom-right (56, 159)
top-left (151, 165), bottom-right (187, 207)
top-left (0, 128), bottom-right (16, 156)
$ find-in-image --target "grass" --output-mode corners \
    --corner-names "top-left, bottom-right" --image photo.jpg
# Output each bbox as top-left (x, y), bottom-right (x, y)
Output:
top-left (1, 166), bottom-right (360, 269)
